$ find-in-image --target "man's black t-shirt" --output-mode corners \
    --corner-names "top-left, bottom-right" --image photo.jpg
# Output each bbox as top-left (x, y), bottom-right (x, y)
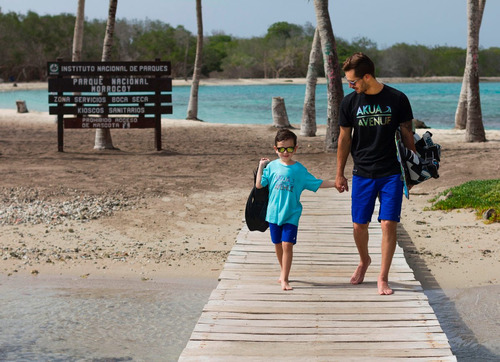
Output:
top-left (339, 84), bottom-right (414, 178)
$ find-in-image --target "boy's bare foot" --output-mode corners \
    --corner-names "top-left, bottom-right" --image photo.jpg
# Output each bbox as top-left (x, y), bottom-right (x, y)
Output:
top-left (281, 280), bottom-right (293, 291)
top-left (350, 257), bottom-right (371, 285)
top-left (377, 277), bottom-right (393, 295)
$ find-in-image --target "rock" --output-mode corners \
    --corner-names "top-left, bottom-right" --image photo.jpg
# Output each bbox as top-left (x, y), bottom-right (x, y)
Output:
top-left (16, 100), bottom-right (28, 113)
top-left (482, 208), bottom-right (496, 220)
top-left (437, 191), bottom-right (453, 203)
top-left (413, 119), bottom-right (430, 129)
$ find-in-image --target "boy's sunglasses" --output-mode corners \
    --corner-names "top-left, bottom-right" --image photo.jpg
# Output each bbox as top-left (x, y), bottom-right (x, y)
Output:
top-left (276, 146), bottom-right (295, 153)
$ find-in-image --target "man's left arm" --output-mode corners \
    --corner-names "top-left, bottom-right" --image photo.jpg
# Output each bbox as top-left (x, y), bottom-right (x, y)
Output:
top-left (400, 120), bottom-right (416, 153)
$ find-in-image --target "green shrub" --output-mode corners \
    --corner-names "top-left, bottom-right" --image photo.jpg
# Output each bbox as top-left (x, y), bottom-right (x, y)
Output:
top-left (430, 179), bottom-right (500, 223)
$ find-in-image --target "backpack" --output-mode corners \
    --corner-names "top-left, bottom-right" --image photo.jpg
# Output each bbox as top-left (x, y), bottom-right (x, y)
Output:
top-left (398, 129), bottom-right (441, 185)
top-left (245, 166), bottom-right (269, 232)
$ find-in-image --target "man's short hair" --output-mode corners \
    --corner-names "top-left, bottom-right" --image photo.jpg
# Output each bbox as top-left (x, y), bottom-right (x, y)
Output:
top-left (342, 52), bottom-right (375, 78)
top-left (275, 129), bottom-right (297, 146)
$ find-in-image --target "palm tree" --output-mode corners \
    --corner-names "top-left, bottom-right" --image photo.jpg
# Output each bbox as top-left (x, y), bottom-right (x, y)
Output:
top-left (94, 0), bottom-right (118, 150)
top-left (186, 0), bottom-right (203, 121)
top-left (455, 0), bottom-right (486, 131)
top-left (72, 0), bottom-right (85, 62)
top-left (464, 0), bottom-right (486, 142)
top-left (313, 0), bottom-right (344, 151)
top-left (300, 28), bottom-right (321, 137)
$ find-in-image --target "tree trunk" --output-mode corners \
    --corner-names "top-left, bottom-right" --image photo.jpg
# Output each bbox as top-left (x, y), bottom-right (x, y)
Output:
top-left (313, 0), bottom-right (344, 152)
top-left (465, 0), bottom-right (486, 142)
top-left (71, 0), bottom-right (85, 140)
top-left (454, 74), bottom-right (468, 129)
top-left (455, 0), bottom-right (486, 130)
top-left (72, 0), bottom-right (85, 62)
top-left (300, 28), bottom-right (321, 137)
top-left (186, 0), bottom-right (203, 121)
top-left (272, 97), bottom-right (291, 128)
top-left (183, 32), bottom-right (190, 81)
top-left (94, 0), bottom-right (118, 150)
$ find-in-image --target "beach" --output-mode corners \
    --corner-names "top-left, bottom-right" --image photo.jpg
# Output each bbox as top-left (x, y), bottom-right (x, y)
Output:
top-left (1, 80), bottom-right (499, 358)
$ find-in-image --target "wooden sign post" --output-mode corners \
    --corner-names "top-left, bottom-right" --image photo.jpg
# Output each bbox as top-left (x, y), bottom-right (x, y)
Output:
top-left (47, 59), bottom-right (172, 152)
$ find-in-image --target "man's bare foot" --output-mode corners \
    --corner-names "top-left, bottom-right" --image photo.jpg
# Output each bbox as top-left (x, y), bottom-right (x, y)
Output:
top-left (378, 278), bottom-right (393, 295)
top-left (350, 257), bottom-right (371, 285)
top-left (281, 280), bottom-right (293, 291)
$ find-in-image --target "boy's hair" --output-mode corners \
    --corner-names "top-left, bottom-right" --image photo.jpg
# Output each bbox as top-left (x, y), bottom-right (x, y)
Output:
top-left (275, 129), bottom-right (297, 146)
top-left (342, 52), bottom-right (375, 78)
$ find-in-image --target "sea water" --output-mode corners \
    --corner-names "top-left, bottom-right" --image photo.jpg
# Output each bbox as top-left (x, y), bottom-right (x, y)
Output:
top-left (0, 276), bottom-right (217, 361)
top-left (1, 82), bottom-right (499, 129)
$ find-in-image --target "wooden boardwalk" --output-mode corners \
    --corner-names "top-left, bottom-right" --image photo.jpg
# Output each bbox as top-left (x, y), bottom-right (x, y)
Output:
top-left (179, 190), bottom-right (456, 361)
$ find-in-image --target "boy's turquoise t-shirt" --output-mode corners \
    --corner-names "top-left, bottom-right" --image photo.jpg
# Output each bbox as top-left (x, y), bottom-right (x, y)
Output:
top-left (261, 159), bottom-right (323, 226)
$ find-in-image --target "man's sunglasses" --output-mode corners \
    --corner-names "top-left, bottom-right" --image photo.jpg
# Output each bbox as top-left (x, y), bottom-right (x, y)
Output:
top-left (345, 77), bottom-right (361, 86)
top-left (276, 146), bottom-right (295, 153)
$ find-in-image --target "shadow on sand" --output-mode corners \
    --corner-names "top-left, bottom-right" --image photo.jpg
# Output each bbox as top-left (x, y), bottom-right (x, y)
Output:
top-left (398, 224), bottom-right (499, 360)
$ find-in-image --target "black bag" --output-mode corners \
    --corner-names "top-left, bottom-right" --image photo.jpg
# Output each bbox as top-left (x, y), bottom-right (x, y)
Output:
top-left (245, 167), bottom-right (269, 232)
top-left (399, 130), bottom-right (441, 185)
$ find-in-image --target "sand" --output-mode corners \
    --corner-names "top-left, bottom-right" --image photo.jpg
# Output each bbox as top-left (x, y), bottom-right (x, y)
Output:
top-left (1, 80), bottom-right (499, 291)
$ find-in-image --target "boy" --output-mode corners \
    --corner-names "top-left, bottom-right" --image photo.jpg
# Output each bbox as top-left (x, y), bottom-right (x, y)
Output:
top-left (256, 129), bottom-right (335, 291)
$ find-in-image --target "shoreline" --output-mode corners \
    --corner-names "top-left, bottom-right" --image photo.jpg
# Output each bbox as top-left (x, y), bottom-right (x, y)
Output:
top-left (1, 76), bottom-right (500, 92)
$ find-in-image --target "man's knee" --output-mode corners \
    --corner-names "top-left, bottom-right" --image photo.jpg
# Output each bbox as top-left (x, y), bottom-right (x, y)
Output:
top-left (380, 220), bottom-right (398, 241)
top-left (380, 220), bottom-right (397, 231)
top-left (353, 222), bottom-right (369, 232)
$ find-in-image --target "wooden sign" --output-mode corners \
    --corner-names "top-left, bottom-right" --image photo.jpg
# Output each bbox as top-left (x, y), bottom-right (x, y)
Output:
top-left (48, 77), bottom-right (172, 93)
top-left (47, 60), bottom-right (172, 152)
top-left (47, 61), bottom-right (171, 76)
top-left (63, 117), bottom-right (157, 129)
top-left (48, 94), bottom-right (172, 104)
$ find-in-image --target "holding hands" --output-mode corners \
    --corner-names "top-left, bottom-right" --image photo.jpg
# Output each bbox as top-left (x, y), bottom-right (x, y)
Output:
top-left (335, 175), bottom-right (349, 193)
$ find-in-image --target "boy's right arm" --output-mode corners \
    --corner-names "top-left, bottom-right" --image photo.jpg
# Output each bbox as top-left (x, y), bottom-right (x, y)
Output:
top-left (255, 158), bottom-right (270, 189)
top-left (319, 180), bottom-right (336, 188)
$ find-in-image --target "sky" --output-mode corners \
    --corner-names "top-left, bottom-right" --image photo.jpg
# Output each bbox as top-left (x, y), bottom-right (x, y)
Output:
top-left (0, 0), bottom-right (498, 49)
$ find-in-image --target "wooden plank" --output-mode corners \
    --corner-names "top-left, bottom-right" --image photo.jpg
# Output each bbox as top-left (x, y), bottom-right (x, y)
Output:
top-left (214, 278), bottom-right (424, 292)
top-left (180, 341), bottom-right (455, 359)
top-left (201, 304), bottom-right (436, 315)
top-left (194, 324), bottom-right (446, 335)
top-left (195, 315), bottom-right (441, 327)
top-left (217, 272), bottom-right (421, 283)
top-left (188, 331), bottom-right (449, 342)
top-left (179, 190), bottom-right (455, 360)
top-left (207, 289), bottom-right (430, 302)
top-left (204, 301), bottom-right (434, 311)
top-left (220, 262), bottom-right (414, 272)
top-left (196, 311), bottom-right (439, 322)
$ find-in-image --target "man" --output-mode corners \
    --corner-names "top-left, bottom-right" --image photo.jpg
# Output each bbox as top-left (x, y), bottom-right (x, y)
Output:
top-left (335, 52), bottom-right (416, 295)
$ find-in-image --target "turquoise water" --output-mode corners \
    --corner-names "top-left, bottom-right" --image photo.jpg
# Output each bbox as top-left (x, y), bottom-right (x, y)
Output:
top-left (1, 82), bottom-right (499, 129)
